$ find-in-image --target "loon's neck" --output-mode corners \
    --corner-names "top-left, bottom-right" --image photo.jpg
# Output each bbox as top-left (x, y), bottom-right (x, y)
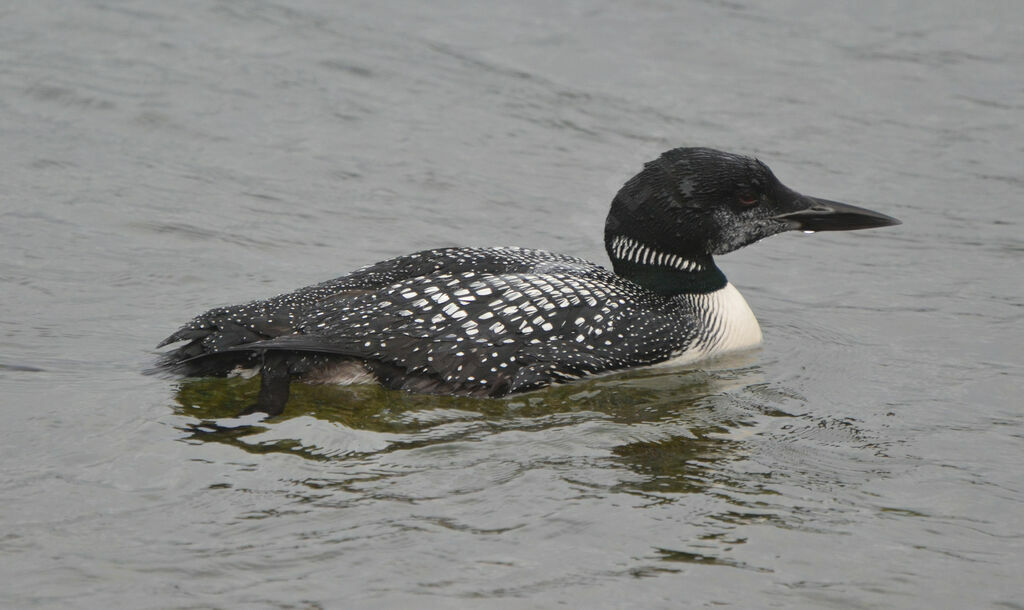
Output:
top-left (607, 235), bottom-right (726, 296)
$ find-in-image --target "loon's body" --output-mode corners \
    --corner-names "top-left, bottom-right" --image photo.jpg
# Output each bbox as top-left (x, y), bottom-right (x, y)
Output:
top-left (157, 147), bottom-right (899, 415)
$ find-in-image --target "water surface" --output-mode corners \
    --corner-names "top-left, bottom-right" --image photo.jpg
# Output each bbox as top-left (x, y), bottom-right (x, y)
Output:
top-left (1, 1), bottom-right (1021, 607)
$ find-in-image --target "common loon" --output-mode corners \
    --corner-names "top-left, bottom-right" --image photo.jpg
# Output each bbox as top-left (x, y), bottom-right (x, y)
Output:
top-left (157, 147), bottom-right (899, 415)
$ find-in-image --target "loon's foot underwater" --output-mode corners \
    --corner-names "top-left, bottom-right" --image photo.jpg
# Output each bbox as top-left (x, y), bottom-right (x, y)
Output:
top-left (156, 147), bottom-right (900, 416)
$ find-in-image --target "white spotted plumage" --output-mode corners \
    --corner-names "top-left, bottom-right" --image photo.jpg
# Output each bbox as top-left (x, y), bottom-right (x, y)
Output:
top-left (158, 245), bottom-right (760, 397)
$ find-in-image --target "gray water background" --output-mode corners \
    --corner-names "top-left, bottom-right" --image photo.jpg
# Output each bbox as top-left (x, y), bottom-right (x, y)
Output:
top-left (2, 1), bottom-right (1022, 607)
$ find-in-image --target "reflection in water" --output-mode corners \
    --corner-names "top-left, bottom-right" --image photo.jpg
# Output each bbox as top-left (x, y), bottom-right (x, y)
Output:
top-left (174, 353), bottom-right (772, 463)
top-left (170, 352), bottom-right (871, 571)
top-left (169, 351), bottom-right (892, 577)
top-left (654, 547), bottom-right (771, 573)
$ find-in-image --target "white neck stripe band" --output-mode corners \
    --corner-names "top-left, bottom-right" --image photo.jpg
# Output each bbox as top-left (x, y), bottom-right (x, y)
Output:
top-left (610, 235), bottom-right (704, 273)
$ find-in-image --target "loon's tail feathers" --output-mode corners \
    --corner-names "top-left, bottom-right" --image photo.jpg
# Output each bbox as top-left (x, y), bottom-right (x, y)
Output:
top-left (152, 323), bottom-right (268, 378)
top-left (153, 304), bottom-right (304, 377)
top-left (150, 344), bottom-right (259, 378)
top-left (156, 327), bottom-right (209, 348)
top-left (153, 333), bottom-right (360, 380)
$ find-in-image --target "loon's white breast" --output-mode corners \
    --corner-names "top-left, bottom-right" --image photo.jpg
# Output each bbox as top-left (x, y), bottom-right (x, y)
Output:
top-left (656, 282), bottom-right (762, 367)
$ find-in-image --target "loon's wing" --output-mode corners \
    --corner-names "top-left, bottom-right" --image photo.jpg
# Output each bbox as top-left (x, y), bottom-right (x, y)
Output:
top-left (219, 269), bottom-right (693, 397)
top-left (154, 247), bottom-right (597, 376)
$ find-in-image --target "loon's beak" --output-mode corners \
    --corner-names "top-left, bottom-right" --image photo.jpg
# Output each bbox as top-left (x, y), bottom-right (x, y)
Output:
top-left (773, 196), bottom-right (901, 232)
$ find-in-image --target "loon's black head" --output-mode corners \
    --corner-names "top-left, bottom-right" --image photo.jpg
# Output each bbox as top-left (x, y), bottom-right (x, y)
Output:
top-left (604, 147), bottom-right (900, 294)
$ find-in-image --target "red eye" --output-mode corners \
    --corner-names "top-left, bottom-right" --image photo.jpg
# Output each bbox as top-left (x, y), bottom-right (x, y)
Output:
top-left (738, 190), bottom-right (758, 206)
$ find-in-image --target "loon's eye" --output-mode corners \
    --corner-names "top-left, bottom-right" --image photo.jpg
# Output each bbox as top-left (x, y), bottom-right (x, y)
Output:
top-left (738, 190), bottom-right (759, 206)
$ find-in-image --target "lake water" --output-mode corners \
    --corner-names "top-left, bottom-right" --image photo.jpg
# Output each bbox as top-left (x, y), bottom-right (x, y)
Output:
top-left (2, 1), bottom-right (1021, 607)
